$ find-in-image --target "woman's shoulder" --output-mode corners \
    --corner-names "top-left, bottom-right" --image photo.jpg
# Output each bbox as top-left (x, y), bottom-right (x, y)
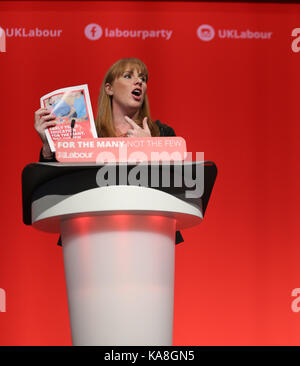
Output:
top-left (154, 120), bottom-right (176, 137)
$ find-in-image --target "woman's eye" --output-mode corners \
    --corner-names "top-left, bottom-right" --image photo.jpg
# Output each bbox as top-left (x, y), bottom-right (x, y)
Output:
top-left (123, 73), bottom-right (146, 82)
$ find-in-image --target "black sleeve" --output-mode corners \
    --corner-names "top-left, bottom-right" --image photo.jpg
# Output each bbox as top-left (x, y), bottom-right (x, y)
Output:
top-left (39, 148), bottom-right (57, 162)
top-left (155, 120), bottom-right (184, 245)
top-left (156, 120), bottom-right (176, 137)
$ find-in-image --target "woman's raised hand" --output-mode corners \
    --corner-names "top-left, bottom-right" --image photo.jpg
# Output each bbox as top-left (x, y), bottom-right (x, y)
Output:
top-left (34, 108), bottom-right (57, 158)
top-left (34, 108), bottom-right (57, 143)
top-left (124, 116), bottom-right (151, 138)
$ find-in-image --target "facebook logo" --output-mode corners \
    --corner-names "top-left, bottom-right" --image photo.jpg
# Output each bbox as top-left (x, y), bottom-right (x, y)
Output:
top-left (0, 27), bottom-right (6, 52)
top-left (84, 23), bottom-right (103, 40)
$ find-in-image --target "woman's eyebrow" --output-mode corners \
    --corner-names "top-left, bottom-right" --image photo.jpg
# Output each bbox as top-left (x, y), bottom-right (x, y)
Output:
top-left (123, 69), bottom-right (145, 74)
top-left (123, 70), bottom-right (146, 79)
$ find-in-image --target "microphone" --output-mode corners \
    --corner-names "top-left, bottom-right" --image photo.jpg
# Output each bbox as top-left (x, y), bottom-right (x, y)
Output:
top-left (71, 119), bottom-right (76, 138)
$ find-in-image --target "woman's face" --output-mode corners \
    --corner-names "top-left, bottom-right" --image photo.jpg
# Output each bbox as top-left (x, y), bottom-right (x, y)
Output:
top-left (106, 66), bottom-right (147, 113)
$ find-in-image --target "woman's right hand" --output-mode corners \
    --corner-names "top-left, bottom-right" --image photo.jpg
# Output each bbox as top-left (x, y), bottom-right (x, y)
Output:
top-left (34, 108), bottom-right (57, 159)
top-left (34, 108), bottom-right (56, 144)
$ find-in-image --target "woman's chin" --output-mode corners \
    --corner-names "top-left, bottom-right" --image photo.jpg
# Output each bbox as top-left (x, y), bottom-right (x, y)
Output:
top-left (126, 101), bottom-right (143, 112)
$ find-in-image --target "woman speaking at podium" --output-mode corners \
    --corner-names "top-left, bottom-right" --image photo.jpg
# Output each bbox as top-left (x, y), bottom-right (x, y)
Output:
top-left (34, 57), bottom-right (183, 244)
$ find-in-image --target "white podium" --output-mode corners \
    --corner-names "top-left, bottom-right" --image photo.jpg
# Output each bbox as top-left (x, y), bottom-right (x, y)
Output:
top-left (22, 162), bottom-right (217, 346)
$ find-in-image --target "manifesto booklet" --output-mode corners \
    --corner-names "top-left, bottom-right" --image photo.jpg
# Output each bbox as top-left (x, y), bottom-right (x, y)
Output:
top-left (40, 84), bottom-right (98, 152)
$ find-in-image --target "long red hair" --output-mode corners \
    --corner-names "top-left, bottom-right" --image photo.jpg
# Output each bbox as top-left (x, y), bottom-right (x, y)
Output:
top-left (95, 58), bottom-right (160, 137)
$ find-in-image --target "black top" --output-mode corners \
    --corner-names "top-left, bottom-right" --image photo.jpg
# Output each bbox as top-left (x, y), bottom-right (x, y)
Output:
top-left (38, 120), bottom-right (184, 244)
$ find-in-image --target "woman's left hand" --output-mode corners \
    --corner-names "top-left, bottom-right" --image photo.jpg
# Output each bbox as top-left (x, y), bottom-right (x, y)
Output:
top-left (124, 116), bottom-right (151, 137)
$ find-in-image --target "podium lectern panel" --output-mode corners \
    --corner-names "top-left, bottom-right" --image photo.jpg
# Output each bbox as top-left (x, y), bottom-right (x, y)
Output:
top-left (22, 162), bottom-right (217, 345)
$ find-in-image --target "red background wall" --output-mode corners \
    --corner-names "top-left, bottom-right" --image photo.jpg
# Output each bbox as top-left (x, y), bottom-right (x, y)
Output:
top-left (0, 1), bottom-right (300, 345)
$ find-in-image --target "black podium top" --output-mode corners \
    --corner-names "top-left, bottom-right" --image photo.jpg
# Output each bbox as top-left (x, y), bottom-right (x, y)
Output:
top-left (22, 161), bottom-right (217, 227)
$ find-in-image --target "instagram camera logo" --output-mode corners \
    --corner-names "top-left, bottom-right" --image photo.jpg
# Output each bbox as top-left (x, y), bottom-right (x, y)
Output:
top-left (84, 23), bottom-right (103, 40)
top-left (197, 24), bottom-right (215, 42)
top-left (0, 27), bottom-right (6, 52)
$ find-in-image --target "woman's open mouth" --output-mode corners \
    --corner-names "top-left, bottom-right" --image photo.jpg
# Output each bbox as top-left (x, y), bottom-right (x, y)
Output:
top-left (131, 88), bottom-right (142, 101)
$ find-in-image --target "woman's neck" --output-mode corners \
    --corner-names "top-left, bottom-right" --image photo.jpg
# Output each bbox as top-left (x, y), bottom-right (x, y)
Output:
top-left (112, 102), bottom-right (139, 128)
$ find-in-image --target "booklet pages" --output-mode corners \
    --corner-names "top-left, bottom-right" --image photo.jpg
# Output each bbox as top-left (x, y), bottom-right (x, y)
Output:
top-left (40, 84), bottom-right (98, 152)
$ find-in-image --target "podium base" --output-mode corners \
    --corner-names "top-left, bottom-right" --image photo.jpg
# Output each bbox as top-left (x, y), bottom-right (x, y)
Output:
top-left (61, 214), bottom-right (176, 346)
